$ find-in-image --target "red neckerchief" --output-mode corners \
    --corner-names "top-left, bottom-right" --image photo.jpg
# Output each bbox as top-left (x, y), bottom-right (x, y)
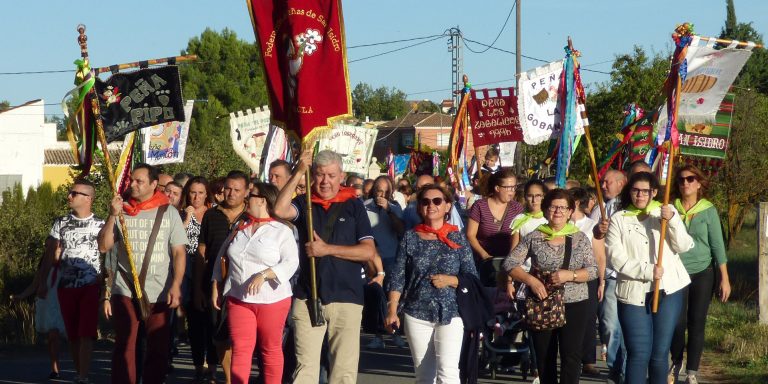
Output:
top-left (413, 223), bottom-right (462, 249)
top-left (310, 186), bottom-right (358, 211)
top-left (237, 213), bottom-right (275, 231)
top-left (123, 190), bottom-right (170, 216)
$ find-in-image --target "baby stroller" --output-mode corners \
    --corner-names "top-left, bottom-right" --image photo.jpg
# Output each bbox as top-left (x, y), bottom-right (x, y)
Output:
top-left (479, 258), bottom-right (532, 380)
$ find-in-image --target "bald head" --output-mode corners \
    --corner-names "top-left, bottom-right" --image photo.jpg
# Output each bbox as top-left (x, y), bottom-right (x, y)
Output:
top-left (602, 170), bottom-right (626, 199)
top-left (628, 161), bottom-right (652, 176)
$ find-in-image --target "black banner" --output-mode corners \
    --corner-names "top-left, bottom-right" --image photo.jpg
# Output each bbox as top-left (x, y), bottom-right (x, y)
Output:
top-left (95, 66), bottom-right (184, 142)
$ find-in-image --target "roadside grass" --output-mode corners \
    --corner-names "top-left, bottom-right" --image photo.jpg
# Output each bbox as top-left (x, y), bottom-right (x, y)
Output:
top-left (704, 210), bottom-right (768, 383)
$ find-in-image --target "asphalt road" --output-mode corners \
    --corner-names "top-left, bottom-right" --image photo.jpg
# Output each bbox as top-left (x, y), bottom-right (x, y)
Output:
top-left (0, 333), bottom-right (617, 384)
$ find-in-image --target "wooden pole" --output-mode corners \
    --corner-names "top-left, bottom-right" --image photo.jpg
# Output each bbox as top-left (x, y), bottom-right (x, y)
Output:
top-left (304, 157), bottom-right (324, 326)
top-left (514, 0), bottom-right (523, 175)
top-left (93, 54), bottom-right (197, 75)
top-left (76, 24), bottom-right (144, 300)
top-left (652, 74), bottom-right (683, 313)
top-left (759, 202), bottom-right (768, 324)
top-left (568, 37), bottom-right (606, 219)
top-left (697, 35), bottom-right (763, 49)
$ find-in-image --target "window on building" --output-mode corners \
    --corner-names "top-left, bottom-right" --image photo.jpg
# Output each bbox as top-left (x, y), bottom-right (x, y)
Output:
top-left (401, 133), bottom-right (414, 147)
top-left (437, 133), bottom-right (450, 147)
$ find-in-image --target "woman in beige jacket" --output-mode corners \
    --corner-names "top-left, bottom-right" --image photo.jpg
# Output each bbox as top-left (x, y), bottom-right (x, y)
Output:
top-left (605, 172), bottom-right (693, 384)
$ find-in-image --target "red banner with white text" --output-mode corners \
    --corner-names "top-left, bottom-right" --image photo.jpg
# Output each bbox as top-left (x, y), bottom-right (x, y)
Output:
top-left (467, 88), bottom-right (523, 146)
top-left (247, 0), bottom-right (352, 144)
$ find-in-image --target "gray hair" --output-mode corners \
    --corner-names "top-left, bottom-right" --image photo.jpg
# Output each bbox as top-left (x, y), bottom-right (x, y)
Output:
top-left (312, 150), bottom-right (343, 172)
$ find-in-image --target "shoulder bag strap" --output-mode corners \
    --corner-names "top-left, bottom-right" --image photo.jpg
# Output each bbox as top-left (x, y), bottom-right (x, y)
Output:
top-left (494, 203), bottom-right (512, 233)
top-left (215, 217), bottom-right (246, 281)
top-left (319, 202), bottom-right (345, 242)
top-left (138, 205), bottom-right (169, 287)
top-left (561, 235), bottom-right (573, 270)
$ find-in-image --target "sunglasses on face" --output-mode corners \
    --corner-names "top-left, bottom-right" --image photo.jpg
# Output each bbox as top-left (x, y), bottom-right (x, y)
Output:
top-left (69, 191), bottom-right (90, 198)
top-left (677, 175), bottom-right (697, 184)
top-left (419, 197), bottom-right (444, 207)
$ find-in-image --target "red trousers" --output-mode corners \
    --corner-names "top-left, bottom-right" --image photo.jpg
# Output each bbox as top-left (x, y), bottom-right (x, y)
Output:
top-left (227, 297), bottom-right (292, 384)
top-left (110, 295), bottom-right (170, 384)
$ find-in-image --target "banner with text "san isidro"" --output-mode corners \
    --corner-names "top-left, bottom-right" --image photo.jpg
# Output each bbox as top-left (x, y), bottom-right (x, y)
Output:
top-left (678, 92), bottom-right (734, 159)
top-left (95, 66), bottom-right (185, 142)
top-left (247, 0), bottom-right (352, 145)
top-left (467, 88), bottom-right (523, 146)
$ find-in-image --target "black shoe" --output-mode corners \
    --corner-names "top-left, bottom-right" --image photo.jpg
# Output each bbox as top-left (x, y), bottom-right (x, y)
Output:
top-left (48, 371), bottom-right (59, 380)
top-left (582, 363), bottom-right (600, 376)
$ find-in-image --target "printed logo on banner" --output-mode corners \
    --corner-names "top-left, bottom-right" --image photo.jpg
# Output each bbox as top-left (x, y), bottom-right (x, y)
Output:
top-left (96, 66), bottom-right (185, 142)
top-left (517, 60), bottom-right (585, 145)
top-left (143, 101), bottom-right (194, 165)
top-left (229, 107), bottom-right (272, 174)
top-left (317, 124), bottom-right (377, 175)
top-left (467, 88), bottom-right (522, 146)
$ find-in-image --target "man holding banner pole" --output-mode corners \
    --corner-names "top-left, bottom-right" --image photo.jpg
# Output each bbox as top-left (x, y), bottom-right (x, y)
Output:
top-left (274, 149), bottom-right (375, 384)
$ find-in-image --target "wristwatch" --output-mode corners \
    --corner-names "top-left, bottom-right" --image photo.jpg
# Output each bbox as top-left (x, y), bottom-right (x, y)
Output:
top-left (259, 270), bottom-right (269, 280)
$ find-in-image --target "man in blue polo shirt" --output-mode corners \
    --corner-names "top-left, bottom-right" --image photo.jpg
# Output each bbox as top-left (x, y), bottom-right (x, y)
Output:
top-left (275, 149), bottom-right (375, 384)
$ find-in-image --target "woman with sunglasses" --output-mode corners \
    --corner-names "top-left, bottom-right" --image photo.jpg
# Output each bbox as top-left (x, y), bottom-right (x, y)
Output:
top-left (503, 189), bottom-right (597, 384)
top-left (385, 184), bottom-right (477, 384)
top-left (605, 172), bottom-right (694, 384)
top-left (466, 168), bottom-right (523, 286)
top-left (211, 183), bottom-right (299, 384)
top-left (668, 166), bottom-right (730, 384)
top-left (510, 179), bottom-right (549, 249)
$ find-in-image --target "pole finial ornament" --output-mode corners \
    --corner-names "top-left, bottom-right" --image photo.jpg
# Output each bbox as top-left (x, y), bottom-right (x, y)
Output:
top-left (77, 24), bottom-right (88, 59)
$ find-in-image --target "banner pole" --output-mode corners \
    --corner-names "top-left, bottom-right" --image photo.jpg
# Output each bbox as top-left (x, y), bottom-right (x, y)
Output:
top-left (696, 36), bottom-right (763, 49)
top-left (93, 54), bottom-right (197, 75)
top-left (77, 24), bottom-right (144, 300)
top-left (304, 161), bottom-right (324, 326)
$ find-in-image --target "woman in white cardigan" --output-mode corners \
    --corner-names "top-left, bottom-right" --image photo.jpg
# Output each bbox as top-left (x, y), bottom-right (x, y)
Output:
top-left (605, 172), bottom-right (694, 384)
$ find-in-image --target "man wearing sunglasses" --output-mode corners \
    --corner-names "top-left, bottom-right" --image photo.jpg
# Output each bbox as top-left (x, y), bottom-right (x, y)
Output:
top-left (38, 179), bottom-right (104, 384)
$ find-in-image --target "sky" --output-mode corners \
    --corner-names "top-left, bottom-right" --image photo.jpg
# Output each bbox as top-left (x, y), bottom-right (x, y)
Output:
top-left (0, 0), bottom-right (765, 118)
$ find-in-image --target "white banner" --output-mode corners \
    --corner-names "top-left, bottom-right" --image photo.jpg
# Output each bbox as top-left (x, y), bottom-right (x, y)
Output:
top-left (259, 125), bottom-right (291, 181)
top-left (658, 36), bottom-right (753, 127)
top-left (229, 106), bottom-right (271, 174)
top-left (498, 142), bottom-right (517, 167)
top-left (143, 100), bottom-right (194, 165)
top-left (517, 60), bottom-right (585, 145)
top-left (317, 124), bottom-right (378, 175)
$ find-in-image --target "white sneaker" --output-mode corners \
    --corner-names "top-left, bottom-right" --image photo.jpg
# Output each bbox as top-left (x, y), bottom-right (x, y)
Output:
top-left (365, 336), bottom-right (385, 349)
top-left (685, 374), bottom-right (698, 384)
top-left (391, 334), bottom-right (407, 348)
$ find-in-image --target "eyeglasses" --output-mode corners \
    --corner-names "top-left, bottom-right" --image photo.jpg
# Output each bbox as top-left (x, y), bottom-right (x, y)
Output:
top-left (419, 197), bottom-right (444, 206)
top-left (525, 194), bottom-right (544, 200)
top-left (677, 175), bottom-right (697, 184)
top-left (249, 193), bottom-right (265, 199)
top-left (69, 191), bottom-right (90, 198)
top-left (548, 205), bottom-right (571, 213)
top-left (498, 185), bottom-right (516, 190)
top-left (630, 188), bottom-right (652, 196)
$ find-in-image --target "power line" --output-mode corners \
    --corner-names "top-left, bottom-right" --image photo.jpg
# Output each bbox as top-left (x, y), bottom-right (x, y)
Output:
top-left (0, 69), bottom-right (75, 76)
top-left (348, 36), bottom-right (445, 63)
top-left (347, 34), bottom-right (446, 49)
top-left (463, 3), bottom-right (515, 54)
top-left (462, 36), bottom-right (612, 75)
top-left (406, 77), bottom-right (517, 96)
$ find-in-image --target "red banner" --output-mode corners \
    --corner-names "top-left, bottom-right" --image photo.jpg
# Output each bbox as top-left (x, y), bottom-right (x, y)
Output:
top-left (247, 0), bottom-right (352, 144)
top-left (467, 88), bottom-right (523, 146)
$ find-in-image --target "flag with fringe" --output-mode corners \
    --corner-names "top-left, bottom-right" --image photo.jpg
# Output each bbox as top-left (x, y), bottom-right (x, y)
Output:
top-left (62, 58), bottom-right (98, 177)
top-left (553, 46), bottom-right (584, 188)
top-left (247, 0), bottom-right (353, 145)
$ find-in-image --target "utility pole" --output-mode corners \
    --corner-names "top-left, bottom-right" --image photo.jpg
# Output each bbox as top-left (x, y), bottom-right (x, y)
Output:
top-left (514, 0), bottom-right (524, 175)
top-left (448, 27), bottom-right (463, 115)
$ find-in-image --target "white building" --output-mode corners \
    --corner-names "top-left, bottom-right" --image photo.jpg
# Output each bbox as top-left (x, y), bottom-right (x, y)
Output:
top-left (0, 100), bottom-right (57, 196)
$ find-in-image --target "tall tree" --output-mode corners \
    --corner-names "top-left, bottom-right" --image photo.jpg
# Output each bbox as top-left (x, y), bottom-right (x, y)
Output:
top-left (719, 0), bottom-right (768, 94)
top-left (351, 82), bottom-right (408, 121)
top-left (166, 28), bottom-right (269, 178)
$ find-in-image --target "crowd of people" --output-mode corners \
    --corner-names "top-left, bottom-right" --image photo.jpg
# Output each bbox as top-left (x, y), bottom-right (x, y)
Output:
top-left (11, 147), bottom-right (732, 384)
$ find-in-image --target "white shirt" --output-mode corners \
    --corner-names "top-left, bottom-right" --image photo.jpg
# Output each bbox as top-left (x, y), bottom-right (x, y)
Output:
top-left (212, 221), bottom-right (299, 304)
top-left (590, 197), bottom-right (622, 278)
top-left (573, 215), bottom-right (597, 241)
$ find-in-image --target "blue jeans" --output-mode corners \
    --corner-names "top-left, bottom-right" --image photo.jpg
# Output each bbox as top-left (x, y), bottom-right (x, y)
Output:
top-left (618, 290), bottom-right (683, 384)
top-left (599, 278), bottom-right (626, 378)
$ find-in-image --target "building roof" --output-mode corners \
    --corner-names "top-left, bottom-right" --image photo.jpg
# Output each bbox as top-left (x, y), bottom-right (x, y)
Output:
top-left (44, 147), bottom-right (123, 165)
top-left (0, 99), bottom-right (42, 114)
top-left (379, 112), bottom-right (454, 129)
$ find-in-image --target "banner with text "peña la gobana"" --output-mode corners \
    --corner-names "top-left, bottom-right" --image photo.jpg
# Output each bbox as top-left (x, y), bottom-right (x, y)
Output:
top-left (247, 0), bottom-right (352, 145)
top-left (95, 66), bottom-right (185, 142)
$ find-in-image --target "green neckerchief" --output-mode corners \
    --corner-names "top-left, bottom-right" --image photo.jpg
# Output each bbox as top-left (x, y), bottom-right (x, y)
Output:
top-left (623, 200), bottom-right (662, 217)
top-left (536, 223), bottom-right (580, 240)
top-left (511, 211), bottom-right (544, 233)
top-left (674, 198), bottom-right (713, 227)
